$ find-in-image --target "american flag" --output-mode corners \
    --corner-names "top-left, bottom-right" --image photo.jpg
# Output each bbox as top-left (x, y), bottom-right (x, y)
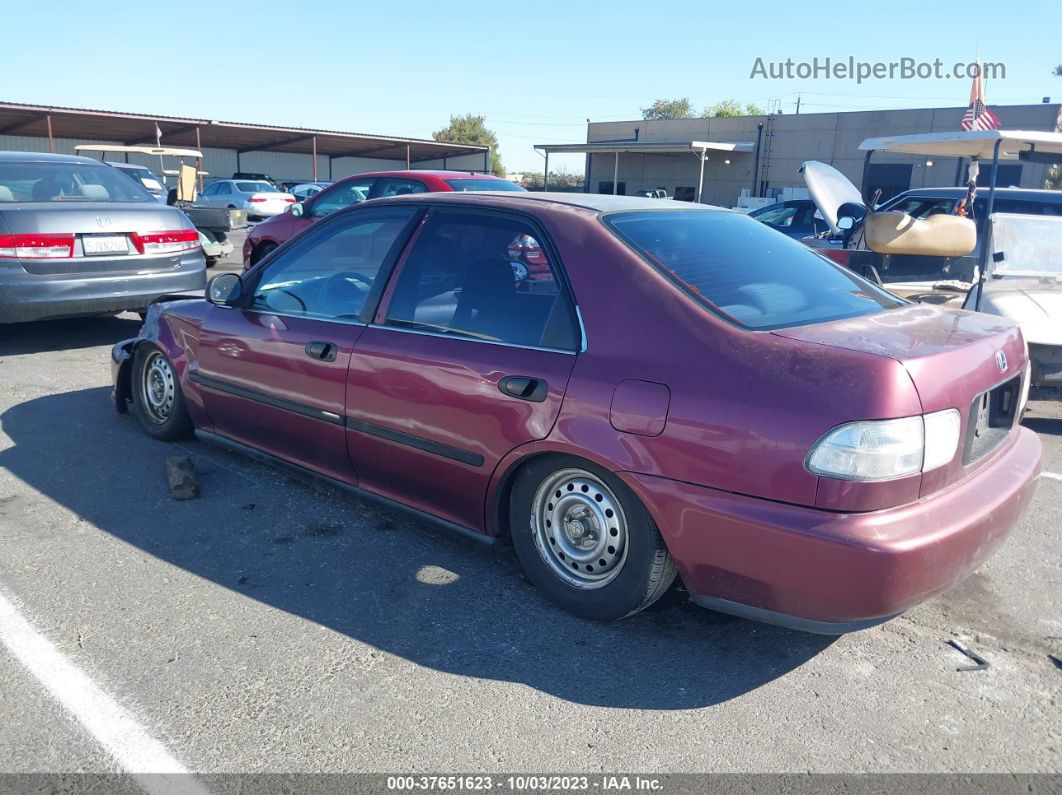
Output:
top-left (961, 61), bottom-right (1001, 131)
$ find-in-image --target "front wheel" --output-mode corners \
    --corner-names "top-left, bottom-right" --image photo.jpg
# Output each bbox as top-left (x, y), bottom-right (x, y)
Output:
top-left (130, 344), bottom-right (193, 440)
top-left (510, 456), bottom-right (676, 620)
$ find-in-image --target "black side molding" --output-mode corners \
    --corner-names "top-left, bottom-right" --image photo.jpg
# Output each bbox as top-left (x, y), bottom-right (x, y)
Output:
top-left (189, 372), bottom-right (344, 426)
top-left (346, 417), bottom-right (485, 468)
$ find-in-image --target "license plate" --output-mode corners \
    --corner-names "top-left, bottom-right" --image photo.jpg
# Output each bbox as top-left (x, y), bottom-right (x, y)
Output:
top-left (82, 235), bottom-right (129, 256)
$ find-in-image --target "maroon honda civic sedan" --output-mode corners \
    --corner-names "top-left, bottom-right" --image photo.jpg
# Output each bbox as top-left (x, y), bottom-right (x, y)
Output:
top-left (111, 192), bottom-right (1041, 633)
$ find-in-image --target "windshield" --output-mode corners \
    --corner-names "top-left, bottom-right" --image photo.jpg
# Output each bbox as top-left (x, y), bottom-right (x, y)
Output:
top-left (0, 161), bottom-right (154, 203)
top-left (604, 209), bottom-right (903, 330)
top-left (444, 178), bottom-right (526, 192)
top-left (236, 181), bottom-right (277, 193)
top-left (989, 213), bottom-right (1062, 278)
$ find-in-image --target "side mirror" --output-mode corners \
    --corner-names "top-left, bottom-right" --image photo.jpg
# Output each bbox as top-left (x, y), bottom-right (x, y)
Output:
top-left (207, 272), bottom-right (243, 306)
top-left (290, 202), bottom-right (304, 217)
top-left (837, 216), bottom-right (854, 231)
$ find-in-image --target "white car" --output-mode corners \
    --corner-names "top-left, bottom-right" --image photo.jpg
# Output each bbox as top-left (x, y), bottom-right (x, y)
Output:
top-left (289, 182), bottom-right (329, 202)
top-left (198, 180), bottom-right (295, 218)
top-left (962, 213), bottom-right (1062, 389)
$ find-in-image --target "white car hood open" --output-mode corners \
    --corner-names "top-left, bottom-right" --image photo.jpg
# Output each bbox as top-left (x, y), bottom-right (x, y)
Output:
top-left (798, 161), bottom-right (864, 234)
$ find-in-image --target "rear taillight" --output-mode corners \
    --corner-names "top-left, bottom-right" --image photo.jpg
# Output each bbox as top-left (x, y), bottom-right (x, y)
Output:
top-left (284, 198), bottom-right (296, 203)
top-left (0, 234), bottom-right (75, 259)
top-left (248, 197), bottom-right (267, 203)
top-left (131, 229), bottom-right (200, 255)
top-left (822, 248), bottom-right (851, 266)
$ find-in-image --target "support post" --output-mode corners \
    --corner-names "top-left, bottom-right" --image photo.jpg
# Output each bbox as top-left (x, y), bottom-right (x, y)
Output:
top-left (46, 114), bottom-right (54, 153)
top-left (543, 151), bottom-right (549, 191)
top-left (751, 123), bottom-right (763, 196)
top-left (974, 139), bottom-right (1002, 311)
top-left (312, 135), bottom-right (318, 181)
top-left (406, 144), bottom-right (411, 170)
top-left (613, 151), bottom-right (619, 194)
top-left (195, 126), bottom-right (204, 194)
top-left (696, 148), bottom-right (706, 204)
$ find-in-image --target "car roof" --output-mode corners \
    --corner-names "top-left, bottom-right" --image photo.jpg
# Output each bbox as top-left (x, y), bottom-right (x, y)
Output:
top-left (0, 150), bottom-right (103, 165)
top-left (890, 187), bottom-right (1062, 203)
top-left (378, 190), bottom-right (725, 213)
top-left (107, 161), bottom-right (151, 170)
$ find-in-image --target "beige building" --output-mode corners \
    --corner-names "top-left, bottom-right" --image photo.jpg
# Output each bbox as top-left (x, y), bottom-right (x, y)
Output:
top-left (540, 103), bottom-right (1061, 206)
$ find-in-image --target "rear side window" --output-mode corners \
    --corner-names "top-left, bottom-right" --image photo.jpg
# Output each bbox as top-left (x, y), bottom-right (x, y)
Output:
top-left (604, 210), bottom-right (903, 330)
top-left (0, 161), bottom-right (153, 203)
top-left (236, 181), bottom-right (274, 193)
top-left (385, 210), bottom-right (578, 350)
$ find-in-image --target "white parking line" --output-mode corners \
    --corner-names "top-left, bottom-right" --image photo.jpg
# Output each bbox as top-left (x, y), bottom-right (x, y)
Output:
top-left (0, 587), bottom-right (208, 795)
top-left (1042, 471), bottom-right (1062, 482)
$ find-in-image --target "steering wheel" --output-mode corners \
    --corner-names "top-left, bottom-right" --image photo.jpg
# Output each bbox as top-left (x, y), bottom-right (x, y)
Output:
top-left (318, 271), bottom-right (374, 318)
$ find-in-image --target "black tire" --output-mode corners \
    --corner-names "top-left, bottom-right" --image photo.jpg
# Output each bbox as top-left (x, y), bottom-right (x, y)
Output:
top-left (129, 343), bottom-right (194, 440)
top-left (509, 455), bottom-right (677, 621)
top-left (252, 241), bottom-right (277, 266)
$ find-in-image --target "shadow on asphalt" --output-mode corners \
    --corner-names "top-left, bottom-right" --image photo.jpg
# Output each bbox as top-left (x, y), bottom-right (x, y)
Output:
top-left (0, 386), bottom-right (834, 710)
top-left (0, 315), bottom-right (142, 356)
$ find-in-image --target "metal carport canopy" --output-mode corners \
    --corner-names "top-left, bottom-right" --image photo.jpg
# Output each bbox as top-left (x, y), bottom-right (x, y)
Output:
top-left (534, 140), bottom-right (755, 201)
top-left (0, 101), bottom-right (489, 176)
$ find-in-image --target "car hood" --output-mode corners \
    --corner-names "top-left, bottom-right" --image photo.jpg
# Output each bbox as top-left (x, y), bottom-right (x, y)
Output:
top-left (975, 278), bottom-right (1062, 346)
top-left (799, 161), bottom-right (864, 234)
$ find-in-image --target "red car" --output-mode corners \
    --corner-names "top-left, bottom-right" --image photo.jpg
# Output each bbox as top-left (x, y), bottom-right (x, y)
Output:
top-left (243, 170), bottom-right (524, 267)
top-left (114, 192), bottom-right (1040, 633)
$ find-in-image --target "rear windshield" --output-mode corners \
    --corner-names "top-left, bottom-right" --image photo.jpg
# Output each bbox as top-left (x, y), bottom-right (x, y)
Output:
top-left (236, 181), bottom-right (276, 193)
top-left (444, 178), bottom-right (526, 192)
top-left (0, 161), bottom-right (153, 203)
top-left (604, 209), bottom-right (903, 330)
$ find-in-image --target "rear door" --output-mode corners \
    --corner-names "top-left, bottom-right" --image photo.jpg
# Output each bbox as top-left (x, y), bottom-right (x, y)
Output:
top-left (194, 205), bottom-right (421, 482)
top-left (346, 207), bottom-right (581, 531)
top-left (300, 176), bottom-right (377, 236)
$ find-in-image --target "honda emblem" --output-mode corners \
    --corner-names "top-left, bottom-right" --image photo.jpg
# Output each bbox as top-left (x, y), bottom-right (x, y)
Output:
top-left (96, 216), bottom-right (112, 227)
top-left (995, 351), bottom-right (1008, 373)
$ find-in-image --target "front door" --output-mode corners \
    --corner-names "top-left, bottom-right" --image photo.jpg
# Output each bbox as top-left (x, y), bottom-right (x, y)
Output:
top-left (346, 207), bottom-right (582, 531)
top-left (195, 205), bottom-right (421, 482)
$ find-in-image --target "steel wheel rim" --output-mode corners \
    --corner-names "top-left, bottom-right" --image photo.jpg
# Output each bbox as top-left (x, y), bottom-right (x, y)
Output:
top-left (530, 467), bottom-right (628, 589)
top-left (140, 351), bottom-right (176, 424)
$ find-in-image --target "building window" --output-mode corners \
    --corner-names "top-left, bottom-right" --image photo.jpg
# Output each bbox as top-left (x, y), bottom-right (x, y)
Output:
top-left (866, 164), bottom-right (912, 203)
top-left (674, 187), bottom-right (695, 202)
top-left (598, 181), bottom-right (626, 195)
top-left (975, 164), bottom-right (1022, 188)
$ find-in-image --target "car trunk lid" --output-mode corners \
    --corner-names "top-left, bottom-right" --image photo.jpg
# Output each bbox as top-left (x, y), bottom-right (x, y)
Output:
top-left (774, 303), bottom-right (1027, 496)
top-left (1, 202), bottom-right (194, 275)
top-left (799, 161), bottom-right (865, 234)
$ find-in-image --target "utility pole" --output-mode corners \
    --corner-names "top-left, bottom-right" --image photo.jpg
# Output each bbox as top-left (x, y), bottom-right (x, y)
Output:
top-left (795, 94), bottom-right (801, 114)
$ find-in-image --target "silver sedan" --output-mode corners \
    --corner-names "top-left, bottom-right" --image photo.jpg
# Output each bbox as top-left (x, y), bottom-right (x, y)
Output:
top-left (197, 179), bottom-right (295, 218)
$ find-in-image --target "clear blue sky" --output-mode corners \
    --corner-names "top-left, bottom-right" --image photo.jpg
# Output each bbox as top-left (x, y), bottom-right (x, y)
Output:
top-left (5, 0), bottom-right (1059, 173)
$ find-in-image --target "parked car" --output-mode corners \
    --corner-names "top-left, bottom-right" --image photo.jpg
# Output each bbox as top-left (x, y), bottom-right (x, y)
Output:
top-left (243, 170), bottom-right (524, 266)
top-left (0, 152), bottom-right (205, 324)
top-left (288, 182), bottom-right (329, 202)
top-left (749, 198), bottom-right (857, 249)
top-left (198, 180), bottom-right (295, 219)
top-left (232, 171), bottom-right (281, 189)
top-left (109, 162), bottom-right (168, 203)
top-left (112, 192), bottom-right (1040, 632)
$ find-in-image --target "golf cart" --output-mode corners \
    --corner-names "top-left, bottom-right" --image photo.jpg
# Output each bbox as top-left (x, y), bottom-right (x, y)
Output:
top-left (802, 129), bottom-right (1062, 389)
top-left (75, 144), bottom-right (248, 267)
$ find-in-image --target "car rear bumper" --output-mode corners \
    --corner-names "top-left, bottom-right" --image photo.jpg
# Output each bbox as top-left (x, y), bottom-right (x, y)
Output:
top-left (0, 254), bottom-right (206, 323)
top-left (621, 427), bottom-right (1042, 634)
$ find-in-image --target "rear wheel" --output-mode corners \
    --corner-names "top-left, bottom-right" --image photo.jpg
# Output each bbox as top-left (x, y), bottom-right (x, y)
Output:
top-left (130, 344), bottom-right (193, 440)
top-left (509, 455), bottom-right (676, 620)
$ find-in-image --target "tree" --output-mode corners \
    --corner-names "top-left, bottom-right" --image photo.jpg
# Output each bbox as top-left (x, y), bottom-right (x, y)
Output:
top-left (641, 98), bottom-right (694, 120)
top-left (432, 114), bottom-right (504, 176)
top-left (704, 100), bottom-right (765, 118)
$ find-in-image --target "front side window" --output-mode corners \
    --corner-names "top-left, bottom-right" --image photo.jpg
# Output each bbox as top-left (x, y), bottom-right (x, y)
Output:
top-left (385, 210), bottom-right (578, 350)
top-left (604, 209), bottom-right (903, 330)
top-left (0, 161), bottom-right (154, 202)
top-left (251, 207), bottom-right (418, 320)
top-left (310, 178), bottom-right (375, 217)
